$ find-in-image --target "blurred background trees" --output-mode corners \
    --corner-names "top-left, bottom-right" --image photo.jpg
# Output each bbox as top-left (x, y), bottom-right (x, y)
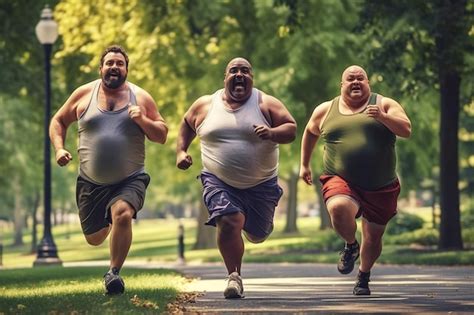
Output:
top-left (0, 0), bottom-right (472, 251)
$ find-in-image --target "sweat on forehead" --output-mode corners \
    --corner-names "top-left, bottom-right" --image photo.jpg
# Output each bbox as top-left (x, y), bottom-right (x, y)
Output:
top-left (226, 58), bottom-right (252, 71)
top-left (342, 65), bottom-right (368, 79)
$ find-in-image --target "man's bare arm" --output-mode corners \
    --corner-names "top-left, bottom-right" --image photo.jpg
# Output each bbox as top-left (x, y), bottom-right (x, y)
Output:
top-left (130, 90), bottom-right (168, 144)
top-left (256, 94), bottom-right (296, 144)
top-left (176, 95), bottom-right (211, 170)
top-left (366, 96), bottom-right (411, 138)
top-left (49, 85), bottom-right (89, 166)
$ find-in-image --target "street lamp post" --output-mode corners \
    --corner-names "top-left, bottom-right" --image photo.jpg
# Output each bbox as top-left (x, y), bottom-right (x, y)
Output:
top-left (34, 5), bottom-right (62, 266)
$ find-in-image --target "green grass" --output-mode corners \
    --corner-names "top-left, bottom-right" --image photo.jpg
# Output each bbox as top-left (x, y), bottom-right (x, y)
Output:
top-left (0, 267), bottom-right (185, 314)
top-left (1, 215), bottom-right (473, 269)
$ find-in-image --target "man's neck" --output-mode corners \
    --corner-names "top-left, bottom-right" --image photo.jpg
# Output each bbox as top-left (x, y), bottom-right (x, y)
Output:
top-left (99, 82), bottom-right (129, 111)
top-left (223, 90), bottom-right (250, 109)
top-left (340, 94), bottom-right (370, 114)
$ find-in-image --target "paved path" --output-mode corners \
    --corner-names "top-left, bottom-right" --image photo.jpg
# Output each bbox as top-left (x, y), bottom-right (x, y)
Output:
top-left (65, 261), bottom-right (473, 314)
top-left (173, 263), bottom-right (474, 314)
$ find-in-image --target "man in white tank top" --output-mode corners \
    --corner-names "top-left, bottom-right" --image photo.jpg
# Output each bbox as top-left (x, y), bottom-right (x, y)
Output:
top-left (49, 45), bottom-right (168, 295)
top-left (176, 57), bottom-right (296, 299)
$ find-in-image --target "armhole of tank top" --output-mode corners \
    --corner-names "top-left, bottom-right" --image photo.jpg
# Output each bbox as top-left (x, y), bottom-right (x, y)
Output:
top-left (370, 93), bottom-right (378, 105)
top-left (255, 89), bottom-right (272, 127)
top-left (319, 97), bottom-right (338, 132)
top-left (78, 80), bottom-right (100, 121)
top-left (128, 82), bottom-right (138, 105)
top-left (196, 90), bottom-right (219, 133)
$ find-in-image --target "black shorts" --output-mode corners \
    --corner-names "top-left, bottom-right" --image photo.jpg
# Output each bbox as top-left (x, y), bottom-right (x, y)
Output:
top-left (76, 173), bottom-right (150, 235)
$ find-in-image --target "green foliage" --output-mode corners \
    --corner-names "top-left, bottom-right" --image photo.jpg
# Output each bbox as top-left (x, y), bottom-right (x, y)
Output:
top-left (379, 246), bottom-right (474, 265)
top-left (386, 211), bottom-right (424, 235)
top-left (462, 228), bottom-right (474, 247)
top-left (386, 228), bottom-right (439, 246)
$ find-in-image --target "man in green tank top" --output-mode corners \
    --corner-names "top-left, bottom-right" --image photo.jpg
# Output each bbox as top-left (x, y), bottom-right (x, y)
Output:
top-left (300, 65), bottom-right (411, 295)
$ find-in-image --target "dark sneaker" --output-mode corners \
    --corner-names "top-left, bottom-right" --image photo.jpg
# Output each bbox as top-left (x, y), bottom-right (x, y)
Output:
top-left (353, 270), bottom-right (371, 295)
top-left (104, 267), bottom-right (125, 295)
top-left (224, 271), bottom-right (244, 299)
top-left (337, 241), bottom-right (360, 274)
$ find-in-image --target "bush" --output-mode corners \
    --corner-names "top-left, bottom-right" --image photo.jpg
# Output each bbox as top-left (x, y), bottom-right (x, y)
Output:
top-left (461, 202), bottom-right (474, 229)
top-left (386, 211), bottom-right (425, 235)
top-left (314, 230), bottom-right (345, 251)
top-left (462, 228), bottom-right (474, 247)
top-left (386, 228), bottom-right (439, 246)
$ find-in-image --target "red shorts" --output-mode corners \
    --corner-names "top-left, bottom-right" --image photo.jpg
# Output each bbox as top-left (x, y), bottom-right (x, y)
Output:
top-left (320, 175), bottom-right (400, 225)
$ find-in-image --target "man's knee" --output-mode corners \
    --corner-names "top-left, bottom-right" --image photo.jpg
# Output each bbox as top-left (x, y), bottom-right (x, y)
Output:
top-left (111, 200), bottom-right (135, 226)
top-left (216, 213), bottom-right (245, 233)
top-left (327, 197), bottom-right (358, 223)
top-left (243, 231), bottom-right (267, 244)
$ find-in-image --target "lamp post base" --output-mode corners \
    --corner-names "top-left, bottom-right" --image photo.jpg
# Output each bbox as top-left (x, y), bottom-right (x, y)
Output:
top-left (33, 257), bottom-right (62, 266)
top-left (34, 236), bottom-right (62, 267)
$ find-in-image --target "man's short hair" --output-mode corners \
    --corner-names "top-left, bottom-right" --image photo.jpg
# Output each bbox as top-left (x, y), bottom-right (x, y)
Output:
top-left (100, 45), bottom-right (129, 69)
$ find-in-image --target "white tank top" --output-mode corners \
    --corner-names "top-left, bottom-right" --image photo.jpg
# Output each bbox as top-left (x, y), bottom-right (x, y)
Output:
top-left (197, 88), bottom-right (278, 189)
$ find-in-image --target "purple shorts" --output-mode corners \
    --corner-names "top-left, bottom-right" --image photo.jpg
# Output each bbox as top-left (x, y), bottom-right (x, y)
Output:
top-left (200, 172), bottom-right (283, 238)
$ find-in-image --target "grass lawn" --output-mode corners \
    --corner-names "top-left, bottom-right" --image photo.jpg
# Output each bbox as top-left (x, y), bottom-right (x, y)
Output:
top-left (1, 214), bottom-right (473, 268)
top-left (0, 266), bottom-right (187, 314)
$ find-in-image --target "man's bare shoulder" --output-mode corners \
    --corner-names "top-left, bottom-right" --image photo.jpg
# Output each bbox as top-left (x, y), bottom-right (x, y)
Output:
top-left (259, 90), bottom-right (283, 106)
top-left (65, 81), bottom-right (97, 105)
top-left (129, 82), bottom-right (156, 107)
top-left (313, 100), bottom-right (332, 118)
top-left (194, 94), bottom-right (213, 106)
top-left (189, 94), bottom-right (213, 113)
top-left (74, 81), bottom-right (96, 96)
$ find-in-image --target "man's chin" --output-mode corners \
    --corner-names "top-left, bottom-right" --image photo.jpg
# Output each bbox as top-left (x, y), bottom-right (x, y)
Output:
top-left (103, 78), bottom-right (125, 89)
top-left (231, 91), bottom-right (250, 101)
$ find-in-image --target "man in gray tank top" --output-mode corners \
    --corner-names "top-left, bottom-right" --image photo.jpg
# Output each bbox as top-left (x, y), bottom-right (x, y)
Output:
top-left (49, 45), bottom-right (168, 295)
top-left (176, 57), bottom-right (296, 299)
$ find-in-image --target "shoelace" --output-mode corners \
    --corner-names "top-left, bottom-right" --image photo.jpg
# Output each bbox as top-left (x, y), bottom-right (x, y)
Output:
top-left (356, 276), bottom-right (370, 288)
top-left (340, 247), bottom-right (356, 261)
top-left (225, 275), bottom-right (243, 289)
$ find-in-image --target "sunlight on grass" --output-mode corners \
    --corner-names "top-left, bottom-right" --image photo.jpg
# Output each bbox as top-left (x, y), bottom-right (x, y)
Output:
top-left (0, 267), bottom-right (186, 314)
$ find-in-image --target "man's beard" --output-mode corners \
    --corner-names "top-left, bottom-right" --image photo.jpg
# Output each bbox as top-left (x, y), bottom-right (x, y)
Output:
top-left (102, 70), bottom-right (127, 89)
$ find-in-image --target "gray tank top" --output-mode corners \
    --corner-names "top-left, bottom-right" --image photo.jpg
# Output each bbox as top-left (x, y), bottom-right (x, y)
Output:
top-left (197, 88), bottom-right (279, 189)
top-left (78, 80), bottom-right (145, 184)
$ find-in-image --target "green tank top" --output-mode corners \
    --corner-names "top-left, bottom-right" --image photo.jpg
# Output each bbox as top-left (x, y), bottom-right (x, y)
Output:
top-left (320, 93), bottom-right (397, 190)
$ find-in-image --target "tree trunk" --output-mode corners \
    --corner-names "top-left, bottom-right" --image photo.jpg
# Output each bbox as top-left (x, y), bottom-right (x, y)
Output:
top-left (437, 69), bottom-right (463, 249)
top-left (314, 176), bottom-right (331, 230)
top-left (284, 169), bottom-right (298, 233)
top-left (31, 190), bottom-right (40, 253)
top-left (13, 175), bottom-right (23, 246)
top-left (193, 201), bottom-right (216, 249)
top-left (436, 0), bottom-right (464, 250)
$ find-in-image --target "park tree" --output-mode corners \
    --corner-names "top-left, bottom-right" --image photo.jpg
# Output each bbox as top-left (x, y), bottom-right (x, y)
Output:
top-left (261, 0), bottom-right (363, 231)
top-left (358, 0), bottom-right (472, 249)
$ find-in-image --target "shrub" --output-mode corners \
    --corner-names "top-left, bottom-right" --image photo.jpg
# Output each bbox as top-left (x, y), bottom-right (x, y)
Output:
top-left (386, 228), bottom-right (439, 246)
top-left (461, 201), bottom-right (474, 229)
top-left (386, 211), bottom-right (425, 235)
top-left (462, 228), bottom-right (474, 248)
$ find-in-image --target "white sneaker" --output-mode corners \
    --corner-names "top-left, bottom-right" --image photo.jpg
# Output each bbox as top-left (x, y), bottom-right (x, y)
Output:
top-left (224, 271), bottom-right (244, 299)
